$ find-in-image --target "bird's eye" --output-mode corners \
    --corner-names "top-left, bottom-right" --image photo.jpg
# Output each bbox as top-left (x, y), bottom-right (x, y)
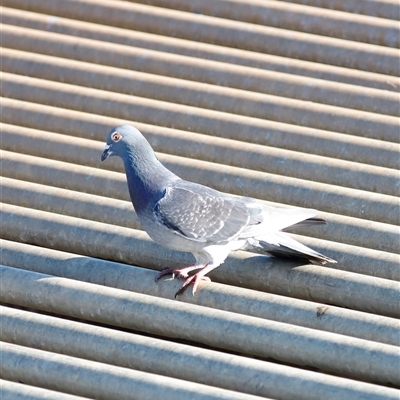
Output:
top-left (111, 132), bottom-right (121, 142)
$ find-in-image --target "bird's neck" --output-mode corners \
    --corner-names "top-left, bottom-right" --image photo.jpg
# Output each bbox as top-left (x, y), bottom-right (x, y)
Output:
top-left (123, 151), bottom-right (178, 211)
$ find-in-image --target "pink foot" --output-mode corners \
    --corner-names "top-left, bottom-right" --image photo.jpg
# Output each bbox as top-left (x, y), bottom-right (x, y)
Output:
top-left (155, 265), bottom-right (202, 282)
top-left (175, 273), bottom-right (211, 298)
top-left (156, 264), bottom-right (219, 297)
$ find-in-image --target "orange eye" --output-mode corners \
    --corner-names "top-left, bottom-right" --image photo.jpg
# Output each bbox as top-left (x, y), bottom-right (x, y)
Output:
top-left (111, 132), bottom-right (121, 142)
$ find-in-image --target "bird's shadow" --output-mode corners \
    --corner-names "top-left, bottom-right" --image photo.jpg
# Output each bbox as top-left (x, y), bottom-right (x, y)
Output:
top-left (212, 253), bottom-right (309, 292)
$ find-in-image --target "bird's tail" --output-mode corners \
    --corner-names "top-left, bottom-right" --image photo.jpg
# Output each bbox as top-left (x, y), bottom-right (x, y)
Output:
top-left (285, 217), bottom-right (327, 230)
top-left (250, 232), bottom-right (337, 265)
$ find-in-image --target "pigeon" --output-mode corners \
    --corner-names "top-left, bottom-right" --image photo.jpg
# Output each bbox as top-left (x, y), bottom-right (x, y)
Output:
top-left (101, 125), bottom-right (336, 296)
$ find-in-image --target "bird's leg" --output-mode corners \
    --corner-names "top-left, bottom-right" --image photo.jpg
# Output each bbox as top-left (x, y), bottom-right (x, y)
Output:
top-left (155, 265), bottom-right (204, 282)
top-left (175, 263), bottom-right (218, 297)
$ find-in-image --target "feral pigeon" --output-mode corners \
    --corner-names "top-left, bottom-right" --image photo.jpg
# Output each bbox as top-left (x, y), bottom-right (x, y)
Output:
top-left (101, 125), bottom-right (336, 296)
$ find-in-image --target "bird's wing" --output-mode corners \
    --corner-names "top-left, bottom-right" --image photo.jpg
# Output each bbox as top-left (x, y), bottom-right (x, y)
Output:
top-left (153, 181), bottom-right (253, 243)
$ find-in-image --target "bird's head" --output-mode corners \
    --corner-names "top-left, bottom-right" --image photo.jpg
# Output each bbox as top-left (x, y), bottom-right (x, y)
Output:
top-left (101, 124), bottom-right (150, 162)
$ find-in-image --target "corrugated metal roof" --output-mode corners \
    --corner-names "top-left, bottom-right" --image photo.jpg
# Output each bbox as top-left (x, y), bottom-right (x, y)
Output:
top-left (0, 0), bottom-right (399, 399)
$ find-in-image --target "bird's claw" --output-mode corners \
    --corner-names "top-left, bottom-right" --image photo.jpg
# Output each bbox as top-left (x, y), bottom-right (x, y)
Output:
top-left (174, 275), bottom-right (195, 298)
top-left (155, 264), bottom-right (205, 282)
top-left (175, 275), bottom-right (211, 298)
top-left (155, 265), bottom-right (211, 297)
top-left (155, 266), bottom-right (189, 282)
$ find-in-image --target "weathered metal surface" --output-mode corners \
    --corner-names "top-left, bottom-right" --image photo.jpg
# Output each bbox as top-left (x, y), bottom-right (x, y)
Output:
top-left (1, 306), bottom-right (399, 400)
top-left (3, 7), bottom-right (398, 91)
top-left (0, 1), bottom-right (399, 399)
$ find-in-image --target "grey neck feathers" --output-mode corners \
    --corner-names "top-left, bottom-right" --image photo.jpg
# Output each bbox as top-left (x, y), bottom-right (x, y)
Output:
top-left (122, 145), bottom-right (178, 211)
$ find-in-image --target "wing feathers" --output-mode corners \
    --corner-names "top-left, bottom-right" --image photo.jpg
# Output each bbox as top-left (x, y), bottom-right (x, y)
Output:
top-left (154, 182), bottom-right (249, 243)
top-left (154, 180), bottom-right (327, 260)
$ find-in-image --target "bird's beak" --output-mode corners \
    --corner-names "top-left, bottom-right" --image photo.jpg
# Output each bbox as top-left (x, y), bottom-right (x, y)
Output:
top-left (101, 144), bottom-right (112, 161)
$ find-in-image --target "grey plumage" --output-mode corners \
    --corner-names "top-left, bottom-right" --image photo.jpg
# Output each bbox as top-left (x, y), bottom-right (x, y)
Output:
top-left (101, 124), bottom-right (336, 296)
